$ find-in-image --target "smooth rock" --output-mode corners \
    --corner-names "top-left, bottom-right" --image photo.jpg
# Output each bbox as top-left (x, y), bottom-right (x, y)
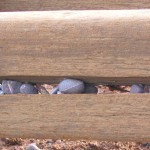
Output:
top-left (26, 143), bottom-right (40, 150)
top-left (50, 86), bottom-right (59, 94)
top-left (2, 80), bottom-right (22, 94)
top-left (20, 84), bottom-right (38, 94)
top-left (0, 90), bottom-right (4, 95)
top-left (144, 85), bottom-right (150, 93)
top-left (0, 84), bottom-right (2, 90)
top-left (58, 79), bottom-right (85, 94)
top-left (142, 143), bottom-right (150, 148)
top-left (130, 84), bottom-right (144, 93)
top-left (84, 84), bottom-right (98, 94)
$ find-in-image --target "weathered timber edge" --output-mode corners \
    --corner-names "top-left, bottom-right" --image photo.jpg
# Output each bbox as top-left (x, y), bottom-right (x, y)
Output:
top-left (0, 94), bottom-right (150, 141)
top-left (0, 10), bottom-right (150, 83)
top-left (0, 0), bottom-right (150, 11)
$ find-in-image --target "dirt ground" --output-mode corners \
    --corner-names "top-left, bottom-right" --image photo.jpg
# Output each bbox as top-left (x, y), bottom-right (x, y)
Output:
top-left (0, 138), bottom-right (150, 150)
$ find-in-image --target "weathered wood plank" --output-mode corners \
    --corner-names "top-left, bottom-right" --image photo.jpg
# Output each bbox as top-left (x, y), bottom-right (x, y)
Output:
top-left (0, 0), bottom-right (150, 11)
top-left (0, 94), bottom-right (149, 141)
top-left (0, 10), bottom-right (150, 84)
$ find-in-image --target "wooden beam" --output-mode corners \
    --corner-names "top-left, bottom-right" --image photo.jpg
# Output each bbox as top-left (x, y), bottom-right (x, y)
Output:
top-left (0, 94), bottom-right (149, 141)
top-left (0, 0), bottom-right (150, 11)
top-left (0, 10), bottom-right (150, 83)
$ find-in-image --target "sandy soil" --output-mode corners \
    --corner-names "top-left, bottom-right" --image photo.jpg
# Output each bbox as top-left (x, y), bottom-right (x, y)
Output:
top-left (0, 138), bottom-right (150, 150)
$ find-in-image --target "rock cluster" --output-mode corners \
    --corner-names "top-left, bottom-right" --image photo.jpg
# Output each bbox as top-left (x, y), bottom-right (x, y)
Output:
top-left (0, 79), bottom-right (98, 95)
top-left (1, 80), bottom-right (38, 94)
top-left (0, 79), bottom-right (149, 95)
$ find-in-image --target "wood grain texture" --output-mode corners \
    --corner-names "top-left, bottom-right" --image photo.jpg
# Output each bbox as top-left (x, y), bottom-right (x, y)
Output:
top-left (0, 0), bottom-right (150, 11)
top-left (0, 94), bottom-right (149, 141)
top-left (0, 10), bottom-right (150, 83)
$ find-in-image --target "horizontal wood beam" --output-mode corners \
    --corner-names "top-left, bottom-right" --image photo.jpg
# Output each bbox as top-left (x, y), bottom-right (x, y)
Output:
top-left (0, 94), bottom-right (150, 141)
top-left (0, 0), bottom-right (150, 11)
top-left (0, 10), bottom-right (150, 83)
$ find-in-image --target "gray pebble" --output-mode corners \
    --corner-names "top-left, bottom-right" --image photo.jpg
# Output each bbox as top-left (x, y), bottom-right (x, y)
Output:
top-left (0, 90), bottom-right (4, 95)
top-left (0, 84), bottom-right (2, 90)
top-left (144, 85), bottom-right (150, 93)
top-left (84, 84), bottom-right (98, 94)
top-left (20, 84), bottom-right (38, 94)
top-left (58, 79), bottom-right (85, 94)
top-left (2, 80), bottom-right (22, 94)
top-left (130, 84), bottom-right (144, 93)
top-left (26, 143), bottom-right (40, 150)
top-left (50, 86), bottom-right (59, 94)
top-left (142, 143), bottom-right (150, 148)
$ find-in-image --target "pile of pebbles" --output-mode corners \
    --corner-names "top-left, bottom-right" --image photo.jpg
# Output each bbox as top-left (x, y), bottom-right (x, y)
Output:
top-left (0, 79), bottom-right (149, 95)
top-left (0, 79), bottom-right (97, 95)
top-left (0, 80), bottom-right (38, 95)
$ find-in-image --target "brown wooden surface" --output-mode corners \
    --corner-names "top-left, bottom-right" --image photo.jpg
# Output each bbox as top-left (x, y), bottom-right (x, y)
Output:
top-left (0, 10), bottom-right (150, 84)
top-left (0, 94), bottom-right (149, 141)
top-left (0, 0), bottom-right (150, 11)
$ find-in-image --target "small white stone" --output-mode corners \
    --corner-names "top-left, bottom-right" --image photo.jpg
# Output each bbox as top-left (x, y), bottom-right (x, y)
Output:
top-left (26, 143), bottom-right (40, 150)
top-left (57, 91), bottom-right (62, 94)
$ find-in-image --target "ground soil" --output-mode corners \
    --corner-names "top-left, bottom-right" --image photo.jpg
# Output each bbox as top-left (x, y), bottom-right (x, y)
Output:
top-left (0, 138), bottom-right (150, 150)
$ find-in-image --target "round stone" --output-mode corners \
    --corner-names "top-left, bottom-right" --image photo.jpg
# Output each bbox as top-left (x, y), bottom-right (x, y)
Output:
top-left (130, 84), bottom-right (144, 93)
top-left (20, 84), bottom-right (38, 94)
top-left (0, 84), bottom-right (2, 90)
top-left (144, 85), bottom-right (150, 93)
top-left (2, 80), bottom-right (22, 94)
top-left (0, 90), bottom-right (4, 95)
top-left (26, 143), bottom-right (40, 150)
top-left (50, 86), bottom-right (59, 94)
top-left (58, 79), bottom-right (85, 94)
top-left (84, 84), bottom-right (98, 94)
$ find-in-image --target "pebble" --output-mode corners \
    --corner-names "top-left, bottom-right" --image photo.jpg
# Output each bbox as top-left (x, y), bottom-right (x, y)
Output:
top-left (130, 84), bottom-right (144, 93)
top-left (0, 84), bottom-right (2, 90)
top-left (2, 80), bottom-right (22, 94)
top-left (142, 143), bottom-right (150, 148)
top-left (84, 84), bottom-right (98, 94)
top-left (20, 83), bottom-right (38, 94)
top-left (50, 86), bottom-right (59, 94)
top-left (57, 91), bottom-right (62, 94)
top-left (0, 90), bottom-right (4, 95)
top-left (58, 79), bottom-right (85, 94)
top-left (144, 85), bottom-right (150, 93)
top-left (26, 143), bottom-right (40, 150)
top-left (55, 139), bottom-right (62, 144)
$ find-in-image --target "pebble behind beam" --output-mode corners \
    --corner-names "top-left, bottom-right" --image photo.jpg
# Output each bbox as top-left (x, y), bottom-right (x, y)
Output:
top-left (84, 84), bottom-right (98, 94)
top-left (2, 80), bottom-right (22, 94)
top-left (20, 83), bottom-right (38, 94)
top-left (26, 143), bottom-right (40, 150)
top-left (58, 79), bottom-right (85, 94)
top-left (130, 84), bottom-right (144, 93)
